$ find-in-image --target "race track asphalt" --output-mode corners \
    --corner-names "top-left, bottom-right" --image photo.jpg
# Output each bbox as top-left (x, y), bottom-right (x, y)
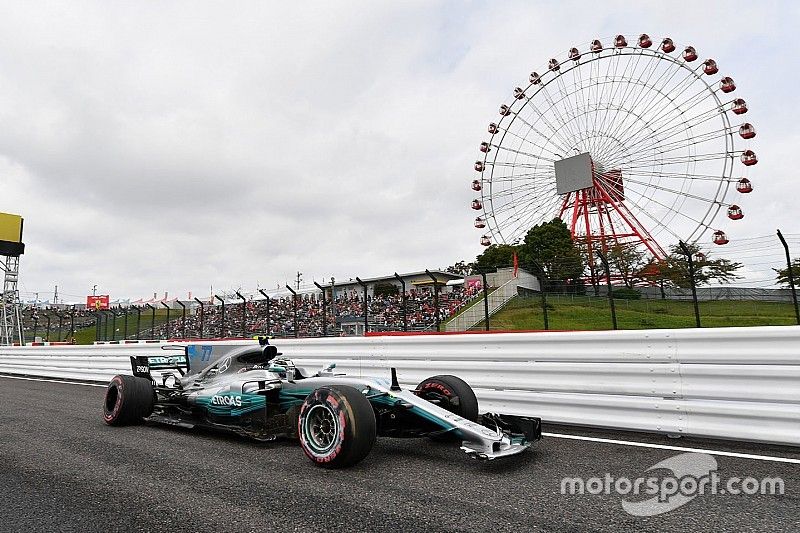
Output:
top-left (0, 376), bottom-right (797, 532)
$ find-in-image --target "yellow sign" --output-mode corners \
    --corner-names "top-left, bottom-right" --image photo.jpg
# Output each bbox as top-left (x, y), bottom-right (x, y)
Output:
top-left (0, 213), bottom-right (23, 243)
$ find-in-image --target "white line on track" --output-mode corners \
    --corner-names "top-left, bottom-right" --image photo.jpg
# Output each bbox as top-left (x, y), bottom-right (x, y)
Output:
top-left (0, 374), bottom-right (106, 387)
top-left (544, 432), bottom-right (800, 464)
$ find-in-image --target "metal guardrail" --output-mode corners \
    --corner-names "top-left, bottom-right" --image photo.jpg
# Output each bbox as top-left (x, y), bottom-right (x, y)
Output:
top-left (1, 326), bottom-right (798, 446)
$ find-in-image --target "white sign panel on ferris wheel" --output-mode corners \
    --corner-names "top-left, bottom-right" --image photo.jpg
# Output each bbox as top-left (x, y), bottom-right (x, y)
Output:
top-left (555, 152), bottom-right (593, 195)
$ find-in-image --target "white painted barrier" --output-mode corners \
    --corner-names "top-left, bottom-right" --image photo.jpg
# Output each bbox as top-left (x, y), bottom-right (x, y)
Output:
top-left (1, 326), bottom-right (798, 446)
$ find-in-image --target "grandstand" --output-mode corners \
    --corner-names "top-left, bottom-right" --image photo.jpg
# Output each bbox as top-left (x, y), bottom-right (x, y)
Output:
top-left (145, 282), bottom-right (483, 340)
top-left (12, 270), bottom-right (486, 343)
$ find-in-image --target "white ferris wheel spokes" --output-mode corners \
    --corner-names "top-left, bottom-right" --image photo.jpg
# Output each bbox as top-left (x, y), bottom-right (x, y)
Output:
top-left (471, 34), bottom-right (756, 261)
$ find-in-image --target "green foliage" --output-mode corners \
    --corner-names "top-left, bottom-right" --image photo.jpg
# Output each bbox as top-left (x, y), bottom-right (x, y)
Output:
top-left (611, 287), bottom-right (641, 300)
top-left (475, 244), bottom-right (520, 270)
top-left (653, 242), bottom-right (743, 288)
top-left (604, 243), bottom-right (651, 288)
top-left (773, 258), bottom-right (800, 287)
top-left (446, 260), bottom-right (475, 276)
top-left (373, 282), bottom-right (399, 297)
top-left (519, 218), bottom-right (583, 283)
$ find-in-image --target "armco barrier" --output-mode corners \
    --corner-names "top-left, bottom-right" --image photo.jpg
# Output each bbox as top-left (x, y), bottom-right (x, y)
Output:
top-left (1, 326), bottom-right (799, 446)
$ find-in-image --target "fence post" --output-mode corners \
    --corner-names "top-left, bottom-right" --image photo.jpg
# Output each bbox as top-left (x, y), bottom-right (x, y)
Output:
top-left (330, 277), bottom-right (337, 334)
top-left (235, 291), bottom-right (247, 338)
top-left (425, 269), bottom-right (441, 332)
top-left (355, 277), bottom-right (368, 335)
top-left (214, 295), bottom-right (225, 338)
top-left (123, 308), bottom-right (128, 340)
top-left (56, 311), bottom-right (64, 341)
top-left (394, 272), bottom-right (407, 332)
top-left (473, 268), bottom-right (492, 331)
top-left (538, 275), bottom-right (549, 330)
top-left (177, 300), bottom-right (187, 339)
top-left (285, 286), bottom-right (298, 338)
top-left (258, 290), bottom-right (271, 336)
top-left (45, 313), bottom-right (51, 342)
top-left (146, 304), bottom-right (155, 340)
top-left (103, 310), bottom-right (109, 341)
top-left (777, 229), bottom-right (800, 325)
top-left (70, 306), bottom-right (76, 342)
top-left (32, 311), bottom-right (38, 342)
top-left (111, 309), bottom-right (117, 341)
top-left (161, 302), bottom-right (171, 339)
top-left (314, 282), bottom-right (327, 337)
top-left (679, 240), bottom-right (701, 328)
top-left (595, 251), bottom-right (618, 330)
top-left (134, 306), bottom-right (141, 340)
top-left (193, 298), bottom-right (205, 339)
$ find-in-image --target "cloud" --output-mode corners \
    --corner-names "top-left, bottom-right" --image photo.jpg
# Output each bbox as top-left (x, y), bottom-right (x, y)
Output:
top-left (0, 1), bottom-right (796, 301)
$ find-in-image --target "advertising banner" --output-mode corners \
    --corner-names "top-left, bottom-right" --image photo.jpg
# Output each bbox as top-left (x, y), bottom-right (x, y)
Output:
top-left (87, 295), bottom-right (110, 310)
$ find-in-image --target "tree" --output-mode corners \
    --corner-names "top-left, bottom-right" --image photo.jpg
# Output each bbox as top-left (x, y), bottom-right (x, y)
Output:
top-left (373, 282), bottom-right (398, 297)
top-left (605, 243), bottom-right (651, 288)
top-left (773, 259), bottom-right (800, 287)
top-left (519, 218), bottom-right (583, 288)
top-left (474, 244), bottom-right (520, 271)
top-left (656, 243), bottom-right (743, 288)
top-left (446, 260), bottom-right (475, 276)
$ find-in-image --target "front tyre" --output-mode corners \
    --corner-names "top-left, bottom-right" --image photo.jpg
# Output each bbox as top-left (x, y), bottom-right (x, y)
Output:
top-left (298, 386), bottom-right (376, 468)
top-left (103, 374), bottom-right (154, 426)
top-left (415, 375), bottom-right (479, 441)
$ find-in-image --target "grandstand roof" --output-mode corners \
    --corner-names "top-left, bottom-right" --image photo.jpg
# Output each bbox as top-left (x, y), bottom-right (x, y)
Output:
top-left (321, 270), bottom-right (462, 289)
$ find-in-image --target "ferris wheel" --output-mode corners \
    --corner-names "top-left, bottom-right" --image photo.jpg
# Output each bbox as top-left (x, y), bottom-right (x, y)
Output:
top-left (472, 34), bottom-right (756, 261)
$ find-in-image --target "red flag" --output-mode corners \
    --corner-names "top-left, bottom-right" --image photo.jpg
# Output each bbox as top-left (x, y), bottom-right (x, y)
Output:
top-left (513, 252), bottom-right (519, 278)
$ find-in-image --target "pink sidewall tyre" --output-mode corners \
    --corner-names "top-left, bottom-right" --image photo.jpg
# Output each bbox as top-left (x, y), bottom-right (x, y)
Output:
top-left (298, 386), bottom-right (376, 468)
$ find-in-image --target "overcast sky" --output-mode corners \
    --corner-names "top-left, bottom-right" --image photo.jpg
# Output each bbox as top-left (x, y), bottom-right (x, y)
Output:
top-left (2, 1), bottom-right (798, 303)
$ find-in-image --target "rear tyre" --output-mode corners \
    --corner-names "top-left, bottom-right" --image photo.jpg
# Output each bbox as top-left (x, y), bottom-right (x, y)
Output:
top-left (103, 374), bottom-right (154, 426)
top-left (415, 375), bottom-right (479, 440)
top-left (298, 386), bottom-right (376, 468)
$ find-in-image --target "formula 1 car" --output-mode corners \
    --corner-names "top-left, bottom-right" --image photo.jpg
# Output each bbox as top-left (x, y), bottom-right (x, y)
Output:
top-left (103, 339), bottom-right (541, 468)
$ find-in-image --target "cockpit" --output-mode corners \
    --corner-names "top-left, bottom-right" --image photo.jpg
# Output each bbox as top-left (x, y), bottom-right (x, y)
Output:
top-left (191, 345), bottom-right (280, 384)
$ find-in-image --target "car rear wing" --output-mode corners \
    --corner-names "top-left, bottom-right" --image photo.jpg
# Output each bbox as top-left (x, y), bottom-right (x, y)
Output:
top-left (131, 354), bottom-right (190, 379)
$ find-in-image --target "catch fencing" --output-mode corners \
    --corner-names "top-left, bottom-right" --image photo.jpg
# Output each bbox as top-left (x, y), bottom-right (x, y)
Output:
top-left (0, 326), bottom-right (798, 447)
